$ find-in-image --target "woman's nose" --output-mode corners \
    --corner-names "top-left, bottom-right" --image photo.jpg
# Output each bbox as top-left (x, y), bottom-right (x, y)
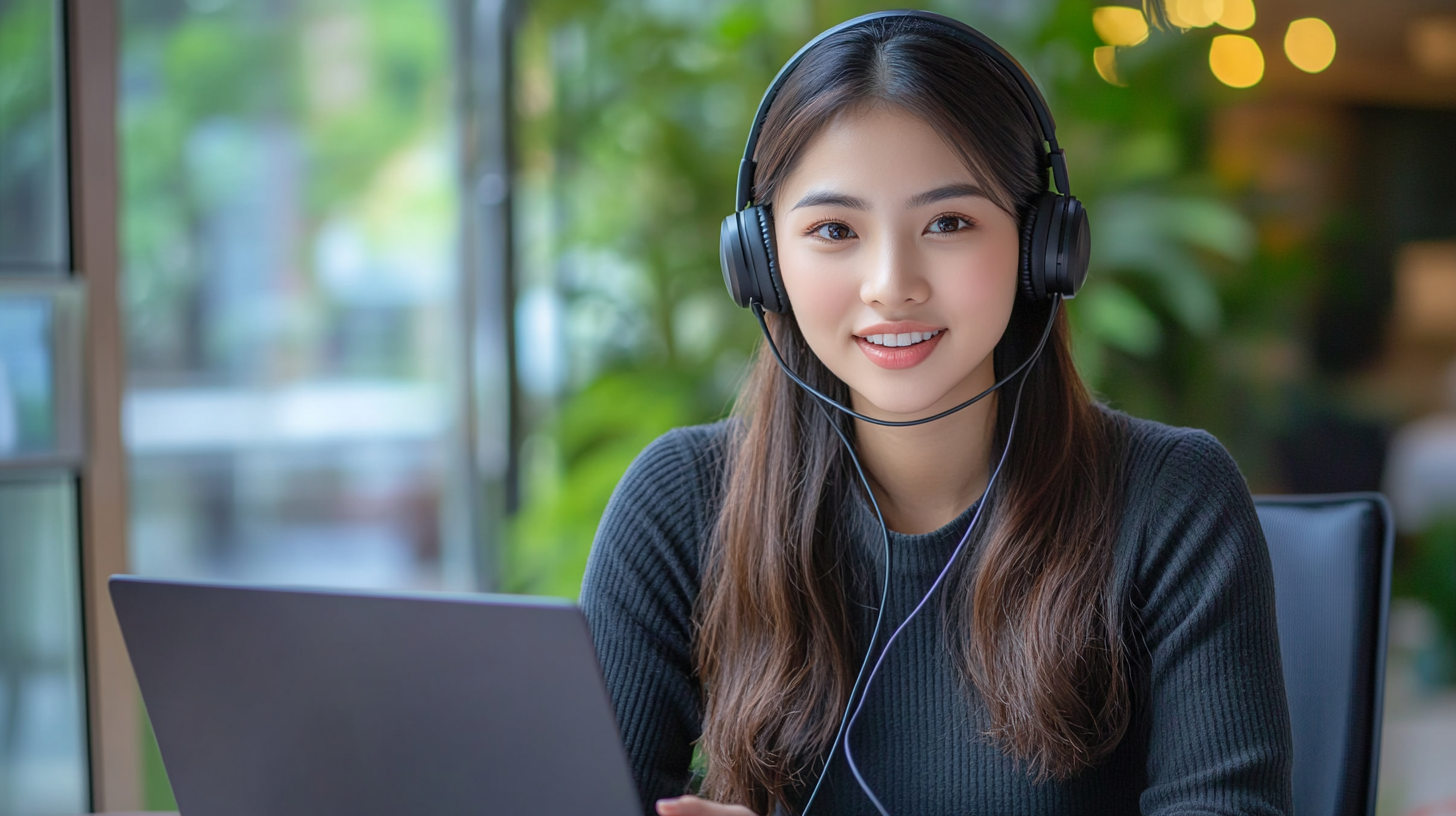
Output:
top-left (860, 239), bottom-right (931, 307)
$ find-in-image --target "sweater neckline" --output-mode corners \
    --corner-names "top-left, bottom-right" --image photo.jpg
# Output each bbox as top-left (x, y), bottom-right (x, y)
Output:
top-left (846, 486), bottom-right (986, 578)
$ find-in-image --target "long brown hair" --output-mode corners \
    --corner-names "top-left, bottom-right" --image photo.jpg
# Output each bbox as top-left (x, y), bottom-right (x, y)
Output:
top-left (693, 17), bottom-right (1130, 814)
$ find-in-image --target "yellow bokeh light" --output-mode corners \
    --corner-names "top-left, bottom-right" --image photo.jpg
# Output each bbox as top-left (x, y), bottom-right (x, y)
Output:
top-left (1093, 7), bottom-right (1149, 47)
top-left (1093, 46), bottom-right (1127, 86)
top-left (1209, 34), bottom-right (1265, 87)
top-left (1174, 0), bottom-right (1224, 28)
top-left (1285, 18), bottom-right (1336, 73)
top-left (1217, 0), bottom-right (1256, 31)
top-left (1163, 0), bottom-right (1189, 28)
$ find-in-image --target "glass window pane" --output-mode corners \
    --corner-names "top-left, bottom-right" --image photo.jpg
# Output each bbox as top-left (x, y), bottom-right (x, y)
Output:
top-left (0, 474), bottom-right (88, 816)
top-left (0, 0), bottom-right (69, 273)
top-left (121, 0), bottom-right (471, 590)
top-left (0, 296), bottom-right (56, 457)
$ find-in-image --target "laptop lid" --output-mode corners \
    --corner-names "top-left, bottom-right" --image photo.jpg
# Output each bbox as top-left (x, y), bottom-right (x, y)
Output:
top-left (109, 575), bottom-right (643, 816)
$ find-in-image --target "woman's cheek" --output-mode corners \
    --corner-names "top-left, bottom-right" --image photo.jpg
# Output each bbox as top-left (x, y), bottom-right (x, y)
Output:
top-left (780, 250), bottom-right (857, 343)
top-left (938, 242), bottom-right (1019, 317)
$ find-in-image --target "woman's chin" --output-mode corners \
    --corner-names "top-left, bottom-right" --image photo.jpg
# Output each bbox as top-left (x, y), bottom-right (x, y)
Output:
top-left (851, 392), bottom-right (956, 421)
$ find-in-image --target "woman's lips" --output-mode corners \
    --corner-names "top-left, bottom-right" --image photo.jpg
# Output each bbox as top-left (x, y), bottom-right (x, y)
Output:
top-left (854, 331), bottom-right (944, 369)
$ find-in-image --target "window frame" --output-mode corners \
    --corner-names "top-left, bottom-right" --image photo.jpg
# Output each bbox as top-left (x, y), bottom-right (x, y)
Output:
top-left (63, 0), bottom-right (140, 808)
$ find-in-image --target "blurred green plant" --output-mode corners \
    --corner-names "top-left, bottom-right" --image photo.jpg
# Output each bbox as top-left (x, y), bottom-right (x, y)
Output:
top-left (505, 0), bottom-right (1286, 598)
top-left (0, 0), bottom-right (64, 265)
top-left (1394, 518), bottom-right (1456, 685)
top-left (0, 0), bottom-right (51, 117)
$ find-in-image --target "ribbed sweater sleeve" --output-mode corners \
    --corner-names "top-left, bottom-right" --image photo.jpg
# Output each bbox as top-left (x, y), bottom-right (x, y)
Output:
top-left (1130, 430), bottom-right (1295, 816)
top-left (579, 426), bottom-right (719, 815)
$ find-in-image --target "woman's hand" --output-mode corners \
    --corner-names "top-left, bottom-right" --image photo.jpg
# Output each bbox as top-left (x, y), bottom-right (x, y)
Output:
top-left (655, 794), bottom-right (759, 816)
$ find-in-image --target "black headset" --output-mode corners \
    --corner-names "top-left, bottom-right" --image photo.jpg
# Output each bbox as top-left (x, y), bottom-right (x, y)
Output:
top-left (718, 9), bottom-right (1090, 314)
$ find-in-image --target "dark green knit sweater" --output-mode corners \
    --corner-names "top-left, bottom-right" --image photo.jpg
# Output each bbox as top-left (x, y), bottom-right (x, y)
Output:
top-left (580, 411), bottom-right (1293, 816)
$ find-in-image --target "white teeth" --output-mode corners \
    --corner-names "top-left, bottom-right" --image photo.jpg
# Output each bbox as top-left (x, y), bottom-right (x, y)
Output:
top-left (861, 330), bottom-right (940, 347)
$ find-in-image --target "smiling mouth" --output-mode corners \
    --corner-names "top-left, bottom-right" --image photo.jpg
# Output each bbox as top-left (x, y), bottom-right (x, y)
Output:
top-left (857, 330), bottom-right (943, 348)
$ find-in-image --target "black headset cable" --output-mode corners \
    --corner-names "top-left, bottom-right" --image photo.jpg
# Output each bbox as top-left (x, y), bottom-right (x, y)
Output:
top-left (755, 296), bottom-right (1061, 815)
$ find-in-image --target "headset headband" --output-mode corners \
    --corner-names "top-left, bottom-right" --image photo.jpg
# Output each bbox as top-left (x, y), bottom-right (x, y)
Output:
top-left (734, 9), bottom-right (1071, 211)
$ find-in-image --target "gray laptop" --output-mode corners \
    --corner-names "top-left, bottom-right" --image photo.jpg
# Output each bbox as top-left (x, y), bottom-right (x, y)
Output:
top-left (109, 575), bottom-right (643, 816)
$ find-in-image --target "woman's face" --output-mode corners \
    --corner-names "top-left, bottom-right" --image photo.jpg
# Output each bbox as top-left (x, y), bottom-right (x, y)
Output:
top-left (772, 104), bottom-right (1022, 419)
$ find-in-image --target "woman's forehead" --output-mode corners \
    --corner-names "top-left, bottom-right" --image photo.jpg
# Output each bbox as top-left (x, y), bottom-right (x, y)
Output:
top-left (776, 105), bottom-right (993, 208)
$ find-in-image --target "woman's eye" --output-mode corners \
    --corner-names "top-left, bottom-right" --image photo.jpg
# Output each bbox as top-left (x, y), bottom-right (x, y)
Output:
top-left (810, 222), bottom-right (856, 241)
top-left (928, 215), bottom-right (972, 234)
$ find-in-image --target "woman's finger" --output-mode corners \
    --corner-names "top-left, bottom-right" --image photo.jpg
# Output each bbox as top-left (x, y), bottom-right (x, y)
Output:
top-left (655, 794), bottom-right (759, 815)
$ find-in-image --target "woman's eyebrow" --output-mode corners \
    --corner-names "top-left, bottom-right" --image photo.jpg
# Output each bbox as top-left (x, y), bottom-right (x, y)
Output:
top-left (789, 183), bottom-right (991, 212)
top-left (905, 182), bottom-right (991, 208)
top-left (789, 189), bottom-right (870, 211)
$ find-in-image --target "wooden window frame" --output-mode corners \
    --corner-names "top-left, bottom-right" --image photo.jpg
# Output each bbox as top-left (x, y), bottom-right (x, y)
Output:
top-left (66, 0), bottom-right (141, 809)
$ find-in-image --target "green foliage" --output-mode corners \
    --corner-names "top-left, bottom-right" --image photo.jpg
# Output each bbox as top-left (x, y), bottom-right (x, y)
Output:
top-left (0, 0), bottom-right (53, 134)
top-left (505, 368), bottom-right (712, 597)
top-left (1395, 519), bottom-right (1456, 652)
top-left (507, 0), bottom-right (1270, 597)
top-left (0, 0), bottom-right (64, 263)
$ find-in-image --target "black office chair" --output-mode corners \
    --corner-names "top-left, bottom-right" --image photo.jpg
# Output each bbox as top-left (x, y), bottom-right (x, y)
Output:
top-left (1254, 493), bottom-right (1393, 816)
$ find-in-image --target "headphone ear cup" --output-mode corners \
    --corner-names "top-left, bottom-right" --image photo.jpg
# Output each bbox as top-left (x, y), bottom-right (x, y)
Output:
top-left (1020, 192), bottom-right (1058, 301)
top-left (1020, 192), bottom-right (1092, 301)
top-left (1053, 196), bottom-right (1090, 298)
top-left (720, 212), bottom-right (756, 308)
top-left (1018, 203), bottom-right (1040, 301)
top-left (719, 206), bottom-right (788, 312)
top-left (753, 205), bottom-right (789, 313)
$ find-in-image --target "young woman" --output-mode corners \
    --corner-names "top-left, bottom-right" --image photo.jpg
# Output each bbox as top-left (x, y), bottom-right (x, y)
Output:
top-left (580, 12), bottom-right (1292, 816)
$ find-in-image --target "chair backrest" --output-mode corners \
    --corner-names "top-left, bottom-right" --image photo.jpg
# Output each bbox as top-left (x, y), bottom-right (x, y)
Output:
top-left (1254, 493), bottom-right (1393, 816)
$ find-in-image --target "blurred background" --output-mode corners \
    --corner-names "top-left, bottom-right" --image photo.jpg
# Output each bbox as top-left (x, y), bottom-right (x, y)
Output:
top-left (2, 0), bottom-right (1455, 813)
